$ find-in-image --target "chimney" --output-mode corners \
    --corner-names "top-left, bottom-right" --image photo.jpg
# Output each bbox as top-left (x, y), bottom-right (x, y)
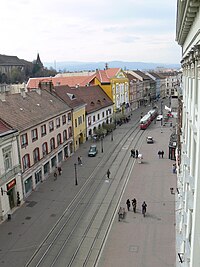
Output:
top-left (20, 88), bottom-right (26, 98)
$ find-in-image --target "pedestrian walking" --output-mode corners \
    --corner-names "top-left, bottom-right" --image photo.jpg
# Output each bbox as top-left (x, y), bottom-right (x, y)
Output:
top-left (54, 168), bottom-right (58, 180)
top-left (58, 166), bottom-right (62, 175)
top-left (161, 150), bottom-right (164, 158)
top-left (135, 150), bottom-right (139, 158)
top-left (132, 198), bottom-right (137, 213)
top-left (172, 163), bottom-right (177, 174)
top-left (78, 156), bottom-right (82, 165)
top-left (131, 149), bottom-right (135, 158)
top-left (107, 169), bottom-right (111, 179)
top-left (158, 150), bottom-right (161, 158)
top-left (126, 199), bottom-right (131, 211)
top-left (142, 201), bottom-right (147, 217)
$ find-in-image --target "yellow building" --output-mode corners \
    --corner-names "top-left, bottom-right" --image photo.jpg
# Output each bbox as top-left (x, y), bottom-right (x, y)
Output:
top-left (91, 68), bottom-right (129, 112)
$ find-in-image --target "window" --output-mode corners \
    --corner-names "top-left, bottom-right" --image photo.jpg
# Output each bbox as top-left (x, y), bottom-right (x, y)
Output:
top-left (62, 115), bottom-right (66, 125)
top-left (68, 112), bottom-right (71, 121)
top-left (33, 148), bottom-right (40, 163)
top-left (42, 142), bottom-right (48, 156)
top-left (56, 117), bottom-right (61, 128)
top-left (41, 124), bottom-right (46, 137)
top-left (68, 127), bottom-right (72, 138)
top-left (21, 133), bottom-right (28, 147)
top-left (97, 114), bottom-right (100, 120)
top-left (63, 130), bottom-right (67, 141)
top-left (31, 128), bottom-right (38, 142)
top-left (50, 138), bottom-right (55, 151)
top-left (78, 116), bottom-right (82, 125)
top-left (57, 133), bottom-right (62, 146)
top-left (88, 116), bottom-right (91, 126)
top-left (102, 111), bottom-right (105, 118)
top-left (3, 146), bottom-right (12, 171)
top-left (83, 114), bottom-right (84, 122)
top-left (93, 115), bottom-right (95, 122)
top-left (75, 118), bottom-right (77, 128)
top-left (49, 121), bottom-right (54, 132)
top-left (22, 154), bottom-right (30, 170)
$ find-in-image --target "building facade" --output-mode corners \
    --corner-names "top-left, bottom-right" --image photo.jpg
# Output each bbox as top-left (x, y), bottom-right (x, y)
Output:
top-left (176, 1), bottom-right (200, 266)
top-left (0, 89), bottom-right (73, 198)
top-left (0, 120), bottom-right (22, 222)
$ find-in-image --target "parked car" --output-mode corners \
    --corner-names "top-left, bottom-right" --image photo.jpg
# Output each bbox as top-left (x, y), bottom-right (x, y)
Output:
top-left (146, 136), bottom-right (154, 144)
top-left (88, 145), bottom-right (98, 157)
top-left (156, 115), bottom-right (163, 121)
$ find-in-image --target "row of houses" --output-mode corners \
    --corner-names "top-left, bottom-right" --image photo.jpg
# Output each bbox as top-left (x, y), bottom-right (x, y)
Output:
top-left (0, 67), bottom-right (179, 222)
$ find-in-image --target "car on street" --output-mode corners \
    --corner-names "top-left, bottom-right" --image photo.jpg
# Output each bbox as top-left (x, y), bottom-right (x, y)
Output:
top-left (146, 136), bottom-right (154, 144)
top-left (88, 145), bottom-right (98, 157)
top-left (156, 114), bottom-right (163, 121)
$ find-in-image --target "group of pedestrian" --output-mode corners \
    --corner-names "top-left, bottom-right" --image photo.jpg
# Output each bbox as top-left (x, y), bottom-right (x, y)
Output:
top-left (125, 198), bottom-right (147, 215)
top-left (54, 166), bottom-right (62, 180)
top-left (131, 149), bottom-right (139, 158)
top-left (158, 150), bottom-right (164, 158)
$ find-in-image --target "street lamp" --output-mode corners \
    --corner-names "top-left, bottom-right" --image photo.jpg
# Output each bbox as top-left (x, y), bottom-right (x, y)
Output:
top-left (74, 163), bottom-right (78, 185)
top-left (111, 130), bottom-right (113, 141)
top-left (101, 137), bottom-right (104, 153)
top-left (161, 100), bottom-right (163, 126)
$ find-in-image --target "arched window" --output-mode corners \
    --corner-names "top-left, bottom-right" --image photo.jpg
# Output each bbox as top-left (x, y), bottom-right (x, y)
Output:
top-left (42, 142), bottom-right (48, 156)
top-left (57, 133), bottom-right (62, 146)
top-left (50, 137), bottom-right (55, 151)
top-left (33, 147), bottom-right (40, 163)
top-left (22, 154), bottom-right (30, 171)
top-left (63, 130), bottom-right (67, 142)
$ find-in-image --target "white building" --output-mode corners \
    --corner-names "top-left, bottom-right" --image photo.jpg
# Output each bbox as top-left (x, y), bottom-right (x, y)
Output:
top-left (0, 120), bottom-right (22, 222)
top-left (176, 1), bottom-right (200, 266)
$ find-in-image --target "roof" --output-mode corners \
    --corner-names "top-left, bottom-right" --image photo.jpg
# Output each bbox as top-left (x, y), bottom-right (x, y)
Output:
top-left (52, 85), bottom-right (86, 109)
top-left (0, 54), bottom-right (25, 66)
top-left (0, 119), bottom-right (15, 135)
top-left (0, 90), bottom-right (71, 131)
top-left (27, 75), bottom-right (95, 90)
top-left (55, 85), bottom-right (113, 114)
top-left (96, 68), bottom-right (121, 83)
top-left (148, 72), bottom-right (166, 79)
top-left (132, 70), bottom-right (151, 80)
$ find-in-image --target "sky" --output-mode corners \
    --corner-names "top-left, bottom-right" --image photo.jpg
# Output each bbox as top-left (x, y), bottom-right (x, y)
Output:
top-left (1, 0), bottom-right (181, 64)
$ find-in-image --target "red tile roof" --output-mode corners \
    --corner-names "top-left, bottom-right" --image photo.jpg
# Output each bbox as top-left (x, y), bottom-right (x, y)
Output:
top-left (0, 119), bottom-right (14, 134)
top-left (27, 75), bottom-right (95, 90)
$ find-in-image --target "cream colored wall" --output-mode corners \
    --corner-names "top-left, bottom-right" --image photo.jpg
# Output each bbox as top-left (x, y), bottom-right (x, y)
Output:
top-left (73, 106), bottom-right (86, 151)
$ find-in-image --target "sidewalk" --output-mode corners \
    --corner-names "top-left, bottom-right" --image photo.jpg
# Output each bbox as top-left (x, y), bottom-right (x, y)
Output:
top-left (0, 107), bottom-right (146, 267)
top-left (98, 119), bottom-right (177, 267)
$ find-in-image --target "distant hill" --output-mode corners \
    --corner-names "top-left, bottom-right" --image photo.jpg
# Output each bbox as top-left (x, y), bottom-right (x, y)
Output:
top-left (44, 61), bottom-right (180, 72)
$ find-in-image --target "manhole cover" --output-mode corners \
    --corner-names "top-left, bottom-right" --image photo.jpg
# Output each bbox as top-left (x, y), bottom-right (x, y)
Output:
top-left (8, 232), bottom-right (12, 235)
top-left (26, 201), bottom-right (37, 207)
top-left (25, 216), bottom-right (31, 220)
top-left (50, 214), bottom-right (56, 217)
top-left (129, 245), bottom-right (138, 252)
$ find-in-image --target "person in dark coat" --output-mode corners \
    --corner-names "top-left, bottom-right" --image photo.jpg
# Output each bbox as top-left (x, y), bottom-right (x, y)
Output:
top-left (132, 198), bottom-right (137, 213)
top-left (107, 169), bottom-right (111, 179)
top-left (161, 150), bottom-right (164, 158)
top-left (131, 149), bottom-right (135, 158)
top-left (135, 150), bottom-right (139, 158)
top-left (126, 199), bottom-right (131, 211)
top-left (158, 151), bottom-right (161, 158)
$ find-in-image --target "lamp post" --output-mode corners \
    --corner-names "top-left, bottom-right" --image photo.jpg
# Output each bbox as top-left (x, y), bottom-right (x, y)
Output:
top-left (74, 163), bottom-right (78, 185)
top-left (161, 100), bottom-right (163, 126)
top-left (101, 137), bottom-right (104, 153)
top-left (111, 130), bottom-right (113, 141)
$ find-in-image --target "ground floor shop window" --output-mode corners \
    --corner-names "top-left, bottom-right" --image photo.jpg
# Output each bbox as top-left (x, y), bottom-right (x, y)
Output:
top-left (58, 151), bottom-right (63, 163)
top-left (51, 156), bottom-right (57, 168)
top-left (24, 176), bottom-right (32, 194)
top-left (35, 169), bottom-right (42, 185)
top-left (44, 162), bottom-right (50, 175)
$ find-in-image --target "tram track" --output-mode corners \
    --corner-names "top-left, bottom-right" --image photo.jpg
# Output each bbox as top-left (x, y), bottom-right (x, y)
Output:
top-left (25, 115), bottom-right (148, 267)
